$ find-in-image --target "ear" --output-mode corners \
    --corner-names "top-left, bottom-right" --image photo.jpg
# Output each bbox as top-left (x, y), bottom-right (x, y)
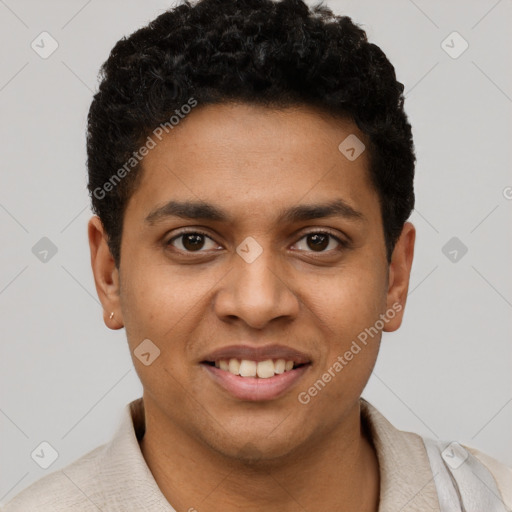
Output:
top-left (88, 216), bottom-right (124, 329)
top-left (383, 222), bottom-right (415, 332)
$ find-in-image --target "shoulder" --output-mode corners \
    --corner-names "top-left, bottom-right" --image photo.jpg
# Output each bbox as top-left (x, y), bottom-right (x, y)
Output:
top-left (423, 437), bottom-right (512, 511)
top-left (465, 445), bottom-right (512, 509)
top-left (2, 444), bottom-right (106, 512)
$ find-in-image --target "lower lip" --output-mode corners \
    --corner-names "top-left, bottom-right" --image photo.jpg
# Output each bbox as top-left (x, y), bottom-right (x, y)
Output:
top-left (201, 364), bottom-right (311, 401)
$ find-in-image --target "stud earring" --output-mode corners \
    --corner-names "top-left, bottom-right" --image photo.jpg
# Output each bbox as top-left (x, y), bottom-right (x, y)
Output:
top-left (109, 312), bottom-right (115, 320)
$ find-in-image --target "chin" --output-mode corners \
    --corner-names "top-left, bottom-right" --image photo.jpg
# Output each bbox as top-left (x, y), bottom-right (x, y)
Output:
top-left (204, 425), bottom-right (309, 466)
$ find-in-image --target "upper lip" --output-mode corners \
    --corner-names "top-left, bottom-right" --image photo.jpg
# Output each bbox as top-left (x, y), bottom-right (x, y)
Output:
top-left (201, 344), bottom-right (311, 364)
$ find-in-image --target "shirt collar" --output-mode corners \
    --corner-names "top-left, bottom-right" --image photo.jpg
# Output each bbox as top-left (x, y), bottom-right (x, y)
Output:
top-left (99, 397), bottom-right (175, 510)
top-left (360, 398), bottom-right (440, 511)
top-left (107, 397), bottom-right (439, 511)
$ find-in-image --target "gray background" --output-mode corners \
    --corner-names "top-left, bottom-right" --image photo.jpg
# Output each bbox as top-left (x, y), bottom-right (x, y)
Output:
top-left (1, 0), bottom-right (511, 504)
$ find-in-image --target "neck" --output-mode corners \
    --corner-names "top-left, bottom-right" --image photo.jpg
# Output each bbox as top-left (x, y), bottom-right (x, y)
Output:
top-left (140, 398), bottom-right (380, 512)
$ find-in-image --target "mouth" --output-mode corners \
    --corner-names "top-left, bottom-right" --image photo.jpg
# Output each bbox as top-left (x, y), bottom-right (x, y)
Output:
top-left (202, 358), bottom-right (309, 378)
top-left (200, 345), bottom-right (312, 401)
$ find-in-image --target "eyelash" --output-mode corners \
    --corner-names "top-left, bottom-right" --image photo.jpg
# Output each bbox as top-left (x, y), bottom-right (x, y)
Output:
top-left (165, 229), bottom-right (348, 255)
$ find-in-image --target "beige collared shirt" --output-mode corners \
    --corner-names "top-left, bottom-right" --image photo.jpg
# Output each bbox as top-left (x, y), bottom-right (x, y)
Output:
top-left (3, 397), bottom-right (511, 511)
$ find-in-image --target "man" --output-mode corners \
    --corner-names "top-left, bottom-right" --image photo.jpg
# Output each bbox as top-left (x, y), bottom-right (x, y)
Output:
top-left (4, 0), bottom-right (511, 510)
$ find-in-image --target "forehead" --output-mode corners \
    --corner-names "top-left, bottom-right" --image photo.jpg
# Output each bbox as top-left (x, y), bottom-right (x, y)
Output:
top-left (125, 103), bottom-right (378, 226)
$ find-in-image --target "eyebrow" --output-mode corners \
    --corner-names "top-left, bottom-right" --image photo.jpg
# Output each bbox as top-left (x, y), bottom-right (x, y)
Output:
top-left (144, 199), bottom-right (365, 225)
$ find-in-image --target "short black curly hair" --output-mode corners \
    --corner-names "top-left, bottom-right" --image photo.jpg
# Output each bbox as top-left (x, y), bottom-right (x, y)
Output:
top-left (87, 0), bottom-right (415, 268)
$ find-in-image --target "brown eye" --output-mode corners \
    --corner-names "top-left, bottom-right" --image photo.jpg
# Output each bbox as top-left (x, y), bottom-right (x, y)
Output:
top-left (167, 231), bottom-right (218, 253)
top-left (181, 233), bottom-right (205, 251)
top-left (306, 233), bottom-right (330, 251)
top-left (293, 231), bottom-right (344, 253)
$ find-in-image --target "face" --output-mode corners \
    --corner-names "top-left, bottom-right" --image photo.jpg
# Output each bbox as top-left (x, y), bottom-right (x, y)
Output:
top-left (89, 103), bottom-right (415, 462)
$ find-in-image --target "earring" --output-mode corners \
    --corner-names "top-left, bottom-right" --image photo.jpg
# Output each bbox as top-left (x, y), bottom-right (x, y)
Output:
top-left (109, 312), bottom-right (115, 320)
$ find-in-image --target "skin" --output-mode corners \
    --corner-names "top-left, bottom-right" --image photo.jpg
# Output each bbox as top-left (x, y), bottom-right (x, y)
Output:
top-left (88, 103), bottom-right (415, 512)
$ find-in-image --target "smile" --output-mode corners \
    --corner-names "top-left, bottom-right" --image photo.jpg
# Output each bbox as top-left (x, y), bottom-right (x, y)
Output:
top-left (201, 358), bottom-right (311, 401)
top-left (205, 358), bottom-right (304, 378)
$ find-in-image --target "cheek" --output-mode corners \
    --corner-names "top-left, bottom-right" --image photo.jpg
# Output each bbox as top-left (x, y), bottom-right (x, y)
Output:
top-left (309, 264), bottom-right (387, 338)
top-left (119, 265), bottom-right (200, 402)
top-left (120, 256), bottom-right (221, 385)
top-left (119, 259), bottom-right (202, 351)
top-left (121, 264), bottom-right (183, 358)
top-left (299, 263), bottom-right (386, 399)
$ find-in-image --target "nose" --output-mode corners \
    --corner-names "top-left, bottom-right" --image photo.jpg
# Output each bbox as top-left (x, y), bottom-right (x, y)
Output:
top-left (212, 242), bottom-right (300, 330)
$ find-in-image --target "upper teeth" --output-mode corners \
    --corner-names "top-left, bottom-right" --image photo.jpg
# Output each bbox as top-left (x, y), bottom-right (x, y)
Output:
top-left (214, 358), bottom-right (295, 378)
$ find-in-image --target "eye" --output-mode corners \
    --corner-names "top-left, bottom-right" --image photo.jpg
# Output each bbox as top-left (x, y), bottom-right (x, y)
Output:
top-left (166, 231), bottom-right (220, 253)
top-left (292, 231), bottom-right (346, 253)
top-left (165, 229), bottom-right (347, 255)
